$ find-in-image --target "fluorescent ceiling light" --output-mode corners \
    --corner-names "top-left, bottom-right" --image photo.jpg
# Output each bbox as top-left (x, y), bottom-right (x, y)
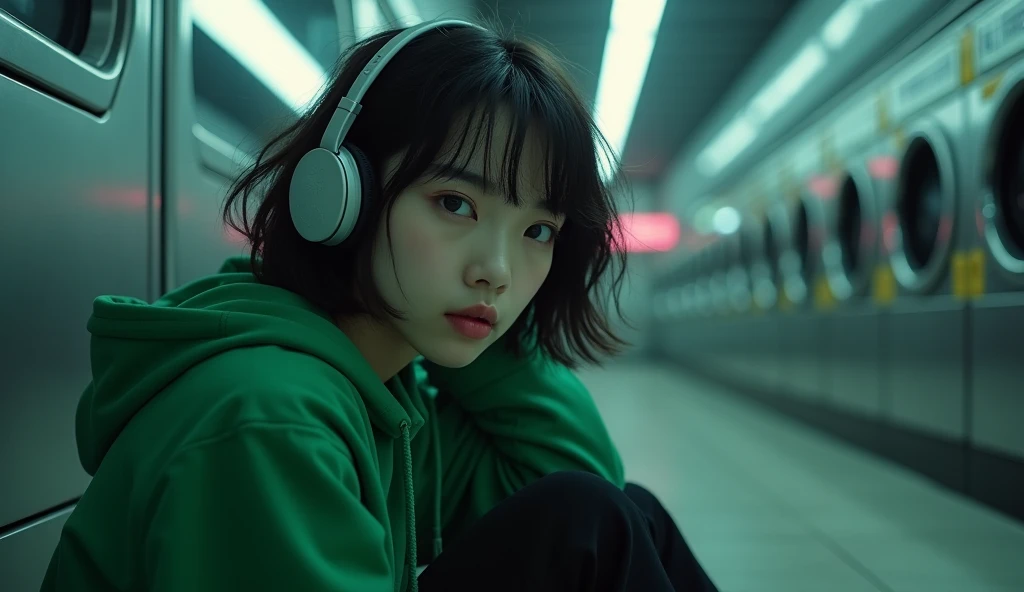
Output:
top-left (354, 0), bottom-right (386, 37)
top-left (697, 115), bottom-right (758, 176)
top-left (595, 0), bottom-right (667, 182)
top-left (750, 41), bottom-right (827, 122)
top-left (610, 0), bottom-right (666, 32)
top-left (823, 0), bottom-right (865, 49)
top-left (193, 0), bottom-right (328, 113)
top-left (692, 0), bottom-right (885, 179)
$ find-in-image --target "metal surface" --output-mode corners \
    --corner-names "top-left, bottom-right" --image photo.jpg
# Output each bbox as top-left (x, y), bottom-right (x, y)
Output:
top-left (964, 0), bottom-right (1024, 460)
top-left (863, 19), bottom-right (970, 441)
top-left (0, 0), bottom-right (153, 588)
top-left (0, 0), bottom-right (129, 113)
top-left (0, 506), bottom-right (74, 591)
top-left (0, 0), bottom-right (151, 528)
top-left (0, 0), bottom-right (352, 587)
top-left (820, 87), bottom-right (889, 418)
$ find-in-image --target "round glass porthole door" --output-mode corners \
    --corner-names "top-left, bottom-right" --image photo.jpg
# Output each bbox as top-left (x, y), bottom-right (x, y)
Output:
top-left (984, 79), bottom-right (1024, 278)
top-left (890, 124), bottom-right (956, 292)
top-left (826, 170), bottom-right (875, 299)
top-left (764, 214), bottom-right (781, 289)
top-left (794, 199), bottom-right (811, 284)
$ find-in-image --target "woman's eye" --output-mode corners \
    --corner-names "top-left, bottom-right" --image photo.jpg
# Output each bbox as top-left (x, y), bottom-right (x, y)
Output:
top-left (525, 224), bottom-right (557, 244)
top-left (438, 194), bottom-right (475, 218)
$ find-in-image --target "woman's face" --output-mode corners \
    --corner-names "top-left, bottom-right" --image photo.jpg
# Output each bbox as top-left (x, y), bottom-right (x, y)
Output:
top-left (370, 115), bottom-right (563, 368)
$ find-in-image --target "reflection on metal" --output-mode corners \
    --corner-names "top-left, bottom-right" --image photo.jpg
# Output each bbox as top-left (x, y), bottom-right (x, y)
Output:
top-left (868, 155), bottom-right (900, 178)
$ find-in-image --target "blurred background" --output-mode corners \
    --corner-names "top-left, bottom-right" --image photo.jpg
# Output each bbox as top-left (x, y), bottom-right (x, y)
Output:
top-left (1, 0), bottom-right (1023, 590)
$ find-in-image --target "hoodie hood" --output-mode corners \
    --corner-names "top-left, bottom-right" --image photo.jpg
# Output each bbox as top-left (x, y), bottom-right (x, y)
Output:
top-left (77, 256), bottom-right (445, 591)
top-left (77, 256), bottom-right (425, 475)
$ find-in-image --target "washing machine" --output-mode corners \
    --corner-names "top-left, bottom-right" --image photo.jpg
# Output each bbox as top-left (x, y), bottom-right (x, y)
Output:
top-left (964, 0), bottom-right (1024, 468)
top-left (704, 234), bottom-right (730, 323)
top-left (726, 215), bottom-right (755, 315)
top-left (676, 241), bottom-right (712, 369)
top-left (744, 208), bottom-right (780, 314)
top-left (707, 209), bottom-right (753, 383)
top-left (775, 134), bottom-right (830, 403)
top-left (693, 244), bottom-right (715, 319)
top-left (763, 199), bottom-right (789, 311)
top-left (701, 234), bottom-right (732, 376)
top-left (657, 251), bottom-right (697, 361)
top-left (821, 87), bottom-right (889, 419)
top-left (736, 193), bottom-right (781, 391)
top-left (881, 18), bottom-right (972, 461)
top-left (760, 192), bottom-right (792, 396)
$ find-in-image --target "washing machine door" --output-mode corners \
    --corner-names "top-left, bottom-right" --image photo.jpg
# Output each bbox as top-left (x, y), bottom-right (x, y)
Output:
top-left (983, 78), bottom-right (1024, 279)
top-left (890, 119), bottom-right (957, 293)
top-left (826, 165), bottom-right (877, 300)
top-left (784, 193), bottom-right (825, 304)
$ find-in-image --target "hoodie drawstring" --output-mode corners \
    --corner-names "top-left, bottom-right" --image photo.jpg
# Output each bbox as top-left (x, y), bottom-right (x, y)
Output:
top-left (399, 421), bottom-right (418, 592)
top-left (427, 395), bottom-right (443, 559)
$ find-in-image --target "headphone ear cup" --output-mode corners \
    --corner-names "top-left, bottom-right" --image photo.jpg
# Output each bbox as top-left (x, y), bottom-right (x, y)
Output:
top-left (288, 142), bottom-right (376, 246)
top-left (289, 146), bottom-right (354, 245)
top-left (342, 142), bottom-right (377, 238)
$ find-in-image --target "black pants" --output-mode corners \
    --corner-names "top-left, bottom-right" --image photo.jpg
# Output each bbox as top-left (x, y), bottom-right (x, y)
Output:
top-left (418, 471), bottom-right (719, 591)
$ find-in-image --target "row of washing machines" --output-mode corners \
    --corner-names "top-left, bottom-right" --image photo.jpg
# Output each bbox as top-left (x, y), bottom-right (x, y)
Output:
top-left (653, 0), bottom-right (1024, 482)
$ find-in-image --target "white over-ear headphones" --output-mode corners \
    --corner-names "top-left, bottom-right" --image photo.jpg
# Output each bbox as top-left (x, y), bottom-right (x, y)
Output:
top-left (289, 18), bottom-right (481, 246)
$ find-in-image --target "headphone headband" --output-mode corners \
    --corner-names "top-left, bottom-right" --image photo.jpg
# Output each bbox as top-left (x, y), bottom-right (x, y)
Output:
top-left (290, 19), bottom-right (482, 247)
top-left (318, 19), bottom-right (481, 153)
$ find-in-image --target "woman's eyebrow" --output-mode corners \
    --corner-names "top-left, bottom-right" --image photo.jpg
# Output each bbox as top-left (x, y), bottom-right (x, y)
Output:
top-left (425, 163), bottom-right (493, 194)
top-left (425, 163), bottom-right (561, 217)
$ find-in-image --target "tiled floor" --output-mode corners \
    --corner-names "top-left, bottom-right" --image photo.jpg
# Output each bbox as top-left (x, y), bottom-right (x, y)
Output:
top-left (577, 362), bottom-right (1024, 592)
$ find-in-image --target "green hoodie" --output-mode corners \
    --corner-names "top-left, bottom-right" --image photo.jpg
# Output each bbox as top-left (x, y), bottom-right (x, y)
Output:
top-left (41, 257), bottom-right (624, 592)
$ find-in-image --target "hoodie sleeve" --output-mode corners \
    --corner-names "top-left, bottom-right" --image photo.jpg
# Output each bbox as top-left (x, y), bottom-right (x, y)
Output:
top-left (144, 423), bottom-right (392, 592)
top-left (421, 338), bottom-right (625, 543)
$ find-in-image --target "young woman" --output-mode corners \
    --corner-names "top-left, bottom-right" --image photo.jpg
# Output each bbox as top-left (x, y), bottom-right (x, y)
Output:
top-left (43, 19), bottom-right (718, 592)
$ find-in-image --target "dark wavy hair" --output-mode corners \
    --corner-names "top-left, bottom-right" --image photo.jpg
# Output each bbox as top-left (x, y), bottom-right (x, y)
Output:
top-left (223, 20), bottom-right (632, 368)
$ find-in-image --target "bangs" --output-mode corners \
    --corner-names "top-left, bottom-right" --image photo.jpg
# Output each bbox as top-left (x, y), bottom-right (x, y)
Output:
top-left (377, 54), bottom-right (607, 225)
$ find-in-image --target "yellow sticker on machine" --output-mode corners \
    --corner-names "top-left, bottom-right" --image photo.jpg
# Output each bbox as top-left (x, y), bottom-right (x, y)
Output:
top-left (778, 289), bottom-right (793, 311)
top-left (892, 128), bottom-right (906, 151)
top-left (982, 72), bottom-right (1005, 101)
top-left (952, 252), bottom-right (970, 299)
top-left (961, 27), bottom-right (976, 86)
top-left (876, 93), bottom-right (889, 132)
top-left (872, 265), bottom-right (896, 305)
top-left (967, 248), bottom-right (986, 297)
top-left (813, 277), bottom-right (836, 310)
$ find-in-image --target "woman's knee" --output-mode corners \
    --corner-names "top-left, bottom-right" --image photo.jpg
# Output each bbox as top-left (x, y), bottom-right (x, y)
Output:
top-left (526, 470), bottom-right (634, 519)
top-left (624, 482), bottom-right (673, 524)
top-left (623, 482), bottom-right (660, 510)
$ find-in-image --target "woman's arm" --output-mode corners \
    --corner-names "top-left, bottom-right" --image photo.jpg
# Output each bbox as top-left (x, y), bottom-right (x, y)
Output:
top-left (421, 336), bottom-right (625, 544)
top-left (143, 423), bottom-right (393, 592)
